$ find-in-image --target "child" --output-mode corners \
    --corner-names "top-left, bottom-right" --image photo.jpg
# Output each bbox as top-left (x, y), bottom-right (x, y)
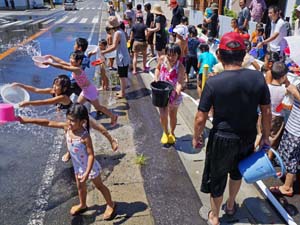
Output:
top-left (212, 49), bottom-right (224, 75)
top-left (135, 3), bottom-right (143, 18)
top-left (242, 40), bottom-right (260, 71)
top-left (19, 103), bottom-right (117, 218)
top-left (44, 51), bottom-right (118, 126)
top-left (108, 1), bottom-right (115, 16)
top-left (256, 27), bottom-right (267, 60)
top-left (231, 18), bottom-right (239, 33)
top-left (105, 27), bottom-right (116, 71)
top-left (197, 43), bottom-right (217, 97)
top-left (262, 51), bottom-right (280, 84)
top-left (89, 39), bottom-right (110, 91)
top-left (185, 25), bottom-right (200, 82)
top-left (250, 23), bottom-right (263, 47)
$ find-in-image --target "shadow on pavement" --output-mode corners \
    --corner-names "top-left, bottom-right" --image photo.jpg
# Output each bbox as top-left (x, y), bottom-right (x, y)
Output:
top-left (126, 88), bottom-right (151, 100)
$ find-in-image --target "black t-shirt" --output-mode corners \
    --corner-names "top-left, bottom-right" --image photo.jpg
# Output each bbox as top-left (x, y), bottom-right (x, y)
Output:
top-left (132, 23), bottom-right (147, 41)
top-left (198, 68), bottom-right (270, 136)
top-left (146, 12), bottom-right (154, 28)
top-left (207, 13), bottom-right (218, 35)
top-left (171, 5), bottom-right (184, 27)
top-left (155, 15), bottom-right (167, 41)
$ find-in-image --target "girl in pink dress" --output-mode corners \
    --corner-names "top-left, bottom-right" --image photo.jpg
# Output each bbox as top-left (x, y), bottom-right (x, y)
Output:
top-left (154, 43), bottom-right (185, 145)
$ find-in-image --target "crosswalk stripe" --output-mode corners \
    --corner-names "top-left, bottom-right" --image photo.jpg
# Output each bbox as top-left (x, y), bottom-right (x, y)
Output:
top-left (91, 7), bottom-right (95, 9)
top-left (80, 18), bottom-right (88, 23)
top-left (67, 17), bottom-right (78, 23)
top-left (55, 16), bottom-right (68, 24)
top-left (92, 17), bottom-right (99, 24)
top-left (98, 7), bottom-right (101, 9)
top-left (79, 7), bottom-right (83, 10)
top-left (86, 7), bottom-right (90, 9)
top-left (42, 19), bottom-right (55, 25)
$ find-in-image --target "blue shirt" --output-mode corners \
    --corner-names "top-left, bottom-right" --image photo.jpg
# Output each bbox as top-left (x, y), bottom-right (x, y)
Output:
top-left (187, 38), bottom-right (200, 57)
top-left (198, 52), bottom-right (217, 74)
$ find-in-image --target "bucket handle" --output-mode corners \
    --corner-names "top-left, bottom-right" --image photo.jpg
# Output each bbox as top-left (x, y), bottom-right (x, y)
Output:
top-left (267, 147), bottom-right (286, 178)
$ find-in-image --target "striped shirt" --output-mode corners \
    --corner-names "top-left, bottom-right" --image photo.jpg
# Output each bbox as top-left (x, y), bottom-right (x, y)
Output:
top-left (286, 98), bottom-right (300, 137)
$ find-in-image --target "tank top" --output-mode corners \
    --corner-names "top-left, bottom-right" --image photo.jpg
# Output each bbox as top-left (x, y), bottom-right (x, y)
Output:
top-left (116, 30), bottom-right (130, 67)
top-left (72, 70), bottom-right (90, 88)
top-left (268, 84), bottom-right (286, 117)
top-left (285, 99), bottom-right (300, 137)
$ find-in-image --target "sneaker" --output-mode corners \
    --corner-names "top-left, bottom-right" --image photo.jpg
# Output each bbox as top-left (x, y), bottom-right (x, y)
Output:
top-left (168, 134), bottom-right (176, 144)
top-left (160, 132), bottom-right (169, 144)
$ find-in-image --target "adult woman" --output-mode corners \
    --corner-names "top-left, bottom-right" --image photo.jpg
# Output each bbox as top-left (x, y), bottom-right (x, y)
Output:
top-left (154, 43), bottom-right (185, 144)
top-left (148, 4), bottom-right (167, 57)
top-left (102, 16), bottom-right (131, 99)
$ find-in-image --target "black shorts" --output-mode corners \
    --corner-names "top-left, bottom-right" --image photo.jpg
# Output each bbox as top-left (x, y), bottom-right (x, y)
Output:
top-left (201, 130), bottom-right (255, 198)
top-left (185, 56), bottom-right (198, 74)
top-left (155, 38), bottom-right (167, 52)
top-left (118, 65), bottom-right (129, 78)
top-left (70, 81), bottom-right (82, 96)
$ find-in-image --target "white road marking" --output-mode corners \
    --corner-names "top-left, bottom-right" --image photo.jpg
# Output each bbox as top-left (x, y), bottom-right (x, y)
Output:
top-left (55, 16), bottom-right (68, 24)
top-left (92, 17), bottom-right (98, 24)
top-left (80, 18), bottom-right (88, 23)
top-left (67, 17), bottom-right (78, 23)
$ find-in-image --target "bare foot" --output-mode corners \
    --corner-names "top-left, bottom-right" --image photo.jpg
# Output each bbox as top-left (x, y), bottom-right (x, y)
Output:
top-left (103, 203), bottom-right (116, 220)
top-left (111, 138), bottom-right (118, 152)
top-left (70, 204), bottom-right (88, 216)
top-left (62, 152), bottom-right (71, 163)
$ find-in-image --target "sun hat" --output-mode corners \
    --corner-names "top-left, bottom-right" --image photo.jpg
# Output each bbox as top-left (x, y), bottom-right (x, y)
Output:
top-left (296, 5), bottom-right (300, 11)
top-left (210, 3), bottom-right (218, 10)
top-left (106, 16), bottom-right (120, 28)
top-left (173, 25), bottom-right (189, 39)
top-left (219, 32), bottom-right (246, 51)
top-left (151, 4), bottom-right (163, 15)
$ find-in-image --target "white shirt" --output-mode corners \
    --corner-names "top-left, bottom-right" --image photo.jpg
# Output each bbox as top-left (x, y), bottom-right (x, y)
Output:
top-left (269, 18), bottom-right (287, 52)
top-left (268, 84), bottom-right (286, 117)
top-left (294, 18), bottom-right (300, 36)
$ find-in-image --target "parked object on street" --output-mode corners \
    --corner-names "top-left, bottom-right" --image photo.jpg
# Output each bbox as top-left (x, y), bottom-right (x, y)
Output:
top-left (64, 0), bottom-right (76, 11)
top-left (32, 55), bottom-right (53, 68)
top-left (0, 84), bottom-right (30, 107)
top-left (0, 103), bottom-right (19, 124)
top-left (239, 146), bottom-right (285, 183)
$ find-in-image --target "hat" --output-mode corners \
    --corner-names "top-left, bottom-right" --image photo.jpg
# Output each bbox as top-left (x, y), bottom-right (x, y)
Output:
top-left (210, 3), bottom-right (218, 10)
top-left (173, 25), bottom-right (189, 39)
top-left (106, 16), bottom-right (120, 28)
top-left (169, 0), bottom-right (178, 8)
top-left (219, 32), bottom-right (246, 51)
top-left (151, 4), bottom-right (164, 15)
top-left (296, 5), bottom-right (300, 11)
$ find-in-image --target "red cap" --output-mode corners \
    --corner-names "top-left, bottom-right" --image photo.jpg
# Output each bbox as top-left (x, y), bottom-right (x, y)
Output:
top-left (219, 32), bottom-right (246, 51)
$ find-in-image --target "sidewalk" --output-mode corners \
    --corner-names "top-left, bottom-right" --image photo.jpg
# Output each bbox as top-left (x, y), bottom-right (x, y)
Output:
top-left (83, 1), bottom-right (285, 224)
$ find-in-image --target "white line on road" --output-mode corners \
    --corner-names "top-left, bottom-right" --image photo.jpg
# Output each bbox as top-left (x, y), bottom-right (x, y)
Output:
top-left (79, 18), bottom-right (88, 23)
top-left (92, 7), bottom-right (96, 10)
top-left (67, 17), bottom-right (78, 23)
top-left (55, 16), bottom-right (68, 24)
top-left (27, 135), bottom-right (64, 225)
top-left (92, 17), bottom-right (99, 24)
top-left (86, 7), bottom-right (90, 10)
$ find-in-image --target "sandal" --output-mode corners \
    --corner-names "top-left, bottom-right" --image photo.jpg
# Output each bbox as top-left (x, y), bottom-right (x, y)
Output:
top-left (70, 205), bottom-right (88, 216)
top-left (270, 186), bottom-right (293, 197)
top-left (103, 203), bottom-right (117, 220)
top-left (224, 201), bottom-right (237, 216)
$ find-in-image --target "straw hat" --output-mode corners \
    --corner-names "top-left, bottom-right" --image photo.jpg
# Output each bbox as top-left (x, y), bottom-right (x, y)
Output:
top-left (151, 4), bottom-right (164, 15)
top-left (106, 16), bottom-right (120, 28)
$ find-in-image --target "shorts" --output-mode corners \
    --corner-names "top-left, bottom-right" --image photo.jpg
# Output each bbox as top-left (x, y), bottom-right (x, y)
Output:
top-left (132, 41), bottom-right (147, 53)
top-left (118, 65), bottom-right (129, 78)
top-left (80, 84), bottom-right (98, 101)
top-left (201, 130), bottom-right (255, 198)
top-left (148, 33), bottom-right (154, 45)
top-left (155, 38), bottom-right (167, 52)
top-left (70, 81), bottom-right (82, 96)
top-left (198, 73), bottom-right (202, 82)
top-left (277, 130), bottom-right (300, 174)
top-left (185, 56), bottom-right (198, 74)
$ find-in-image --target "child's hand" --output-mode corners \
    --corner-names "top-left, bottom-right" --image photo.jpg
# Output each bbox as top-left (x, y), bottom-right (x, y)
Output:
top-left (78, 172), bottom-right (89, 183)
top-left (11, 82), bottom-right (21, 87)
top-left (17, 116), bottom-right (26, 124)
top-left (19, 101), bottom-right (29, 107)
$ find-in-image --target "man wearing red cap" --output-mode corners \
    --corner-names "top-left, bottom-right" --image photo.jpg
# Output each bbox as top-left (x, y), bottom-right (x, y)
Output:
top-left (193, 32), bottom-right (271, 225)
top-left (170, 0), bottom-right (184, 29)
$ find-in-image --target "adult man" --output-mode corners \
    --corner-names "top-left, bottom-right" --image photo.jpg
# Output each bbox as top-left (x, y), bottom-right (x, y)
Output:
top-left (237, 0), bottom-right (250, 32)
top-left (170, 0), bottom-right (184, 29)
top-left (203, 3), bottom-right (219, 40)
top-left (193, 32), bottom-right (271, 225)
top-left (249, 0), bottom-right (267, 22)
top-left (294, 5), bottom-right (300, 36)
top-left (257, 5), bottom-right (287, 56)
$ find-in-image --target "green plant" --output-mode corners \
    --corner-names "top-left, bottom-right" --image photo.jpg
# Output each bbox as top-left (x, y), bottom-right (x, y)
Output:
top-left (292, 4), bottom-right (298, 27)
top-left (223, 7), bottom-right (237, 19)
top-left (135, 153), bottom-right (148, 166)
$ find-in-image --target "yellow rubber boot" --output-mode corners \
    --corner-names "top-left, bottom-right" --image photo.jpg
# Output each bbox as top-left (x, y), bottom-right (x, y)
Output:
top-left (160, 132), bottom-right (169, 144)
top-left (168, 134), bottom-right (176, 144)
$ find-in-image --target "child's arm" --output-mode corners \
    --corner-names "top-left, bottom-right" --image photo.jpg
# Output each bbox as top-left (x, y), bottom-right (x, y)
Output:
top-left (79, 135), bottom-right (94, 183)
top-left (265, 70), bottom-right (272, 84)
top-left (102, 31), bottom-right (121, 54)
top-left (11, 82), bottom-right (52, 94)
top-left (287, 84), bottom-right (300, 101)
top-left (47, 55), bottom-right (70, 66)
top-left (252, 60), bottom-right (260, 71)
top-left (19, 117), bottom-right (66, 129)
top-left (176, 63), bottom-right (185, 94)
top-left (44, 61), bottom-right (81, 75)
top-left (154, 56), bottom-right (163, 82)
top-left (19, 95), bottom-right (67, 107)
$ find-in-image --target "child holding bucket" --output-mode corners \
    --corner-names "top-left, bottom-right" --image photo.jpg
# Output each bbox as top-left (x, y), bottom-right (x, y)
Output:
top-left (18, 103), bottom-right (117, 218)
top-left (270, 82), bottom-right (300, 197)
top-left (43, 51), bottom-right (118, 127)
top-left (153, 43), bottom-right (185, 145)
top-left (12, 76), bottom-right (118, 161)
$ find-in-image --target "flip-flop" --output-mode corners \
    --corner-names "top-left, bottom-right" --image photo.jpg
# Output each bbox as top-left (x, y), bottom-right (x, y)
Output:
top-left (70, 205), bottom-right (88, 216)
top-left (224, 201), bottom-right (237, 216)
top-left (270, 186), bottom-right (293, 197)
top-left (103, 203), bottom-right (117, 220)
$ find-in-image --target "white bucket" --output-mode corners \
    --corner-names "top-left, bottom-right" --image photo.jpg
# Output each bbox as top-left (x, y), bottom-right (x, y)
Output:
top-left (86, 45), bottom-right (98, 54)
top-left (0, 84), bottom-right (30, 107)
top-left (32, 56), bottom-right (53, 68)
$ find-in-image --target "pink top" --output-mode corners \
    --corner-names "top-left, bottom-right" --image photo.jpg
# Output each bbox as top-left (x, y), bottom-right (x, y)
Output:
top-left (159, 57), bottom-right (182, 106)
top-left (72, 70), bottom-right (90, 88)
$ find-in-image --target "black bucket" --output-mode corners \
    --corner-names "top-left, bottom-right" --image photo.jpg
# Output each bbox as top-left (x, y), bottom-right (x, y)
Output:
top-left (150, 81), bottom-right (173, 107)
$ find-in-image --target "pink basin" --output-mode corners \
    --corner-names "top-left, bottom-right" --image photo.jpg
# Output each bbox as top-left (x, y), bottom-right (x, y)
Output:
top-left (0, 103), bottom-right (17, 123)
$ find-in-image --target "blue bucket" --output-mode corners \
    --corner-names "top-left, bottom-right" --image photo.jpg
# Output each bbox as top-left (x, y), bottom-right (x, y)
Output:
top-left (238, 147), bottom-right (285, 184)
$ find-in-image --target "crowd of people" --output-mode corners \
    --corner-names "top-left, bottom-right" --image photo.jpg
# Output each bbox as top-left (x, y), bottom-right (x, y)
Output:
top-left (7, 0), bottom-right (300, 223)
